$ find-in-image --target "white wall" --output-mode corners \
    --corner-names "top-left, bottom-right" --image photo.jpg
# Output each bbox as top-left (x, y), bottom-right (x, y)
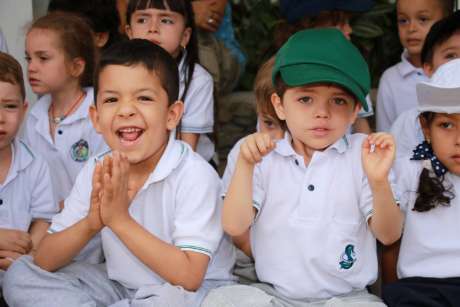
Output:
top-left (0, 0), bottom-right (49, 103)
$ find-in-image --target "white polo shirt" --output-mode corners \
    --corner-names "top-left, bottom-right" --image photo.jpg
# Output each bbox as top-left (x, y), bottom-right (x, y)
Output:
top-left (376, 50), bottom-right (429, 132)
top-left (21, 87), bottom-right (108, 202)
top-left (178, 54), bottom-right (215, 162)
top-left (49, 134), bottom-right (235, 290)
top-left (395, 158), bottom-right (460, 279)
top-left (390, 108), bottom-right (424, 159)
top-left (240, 133), bottom-right (391, 300)
top-left (0, 139), bottom-right (57, 230)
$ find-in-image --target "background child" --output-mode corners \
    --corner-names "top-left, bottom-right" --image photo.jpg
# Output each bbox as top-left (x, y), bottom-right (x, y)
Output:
top-left (126, 0), bottom-right (216, 164)
top-left (47, 0), bottom-right (124, 51)
top-left (3, 39), bottom-right (234, 307)
top-left (376, 0), bottom-right (452, 131)
top-left (0, 52), bottom-right (56, 286)
top-left (276, 0), bottom-right (376, 134)
top-left (383, 59), bottom-right (460, 306)
top-left (391, 11), bottom-right (460, 158)
top-left (203, 28), bottom-right (403, 307)
top-left (22, 12), bottom-right (107, 206)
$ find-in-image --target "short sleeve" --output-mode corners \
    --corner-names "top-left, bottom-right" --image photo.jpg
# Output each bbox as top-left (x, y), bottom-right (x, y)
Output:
top-left (393, 157), bottom-right (421, 213)
top-left (376, 70), bottom-right (396, 132)
top-left (252, 160), bottom-right (266, 217)
top-left (29, 155), bottom-right (58, 221)
top-left (180, 66), bottom-right (214, 134)
top-left (173, 160), bottom-right (223, 258)
top-left (48, 160), bottom-right (93, 233)
top-left (222, 138), bottom-right (244, 196)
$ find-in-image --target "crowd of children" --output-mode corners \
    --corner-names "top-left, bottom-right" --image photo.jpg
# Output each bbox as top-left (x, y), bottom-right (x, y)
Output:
top-left (0, 0), bottom-right (459, 306)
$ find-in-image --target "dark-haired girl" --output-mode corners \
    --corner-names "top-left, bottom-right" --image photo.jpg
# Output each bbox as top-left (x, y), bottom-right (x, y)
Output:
top-left (383, 59), bottom-right (460, 306)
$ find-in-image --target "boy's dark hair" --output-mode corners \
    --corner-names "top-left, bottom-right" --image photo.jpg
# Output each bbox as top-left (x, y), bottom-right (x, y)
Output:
top-left (397, 0), bottom-right (454, 16)
top-left (126, 0), bottom-right (198, 102)
top-left (48, 0), bottom-right (123, 50)
top-left (414, 112), bottom-right (455, 212)
top-left (29, 12), bottom-right (96, 87)
top-left (421, 10), bottom-right (460, 65)
top-left (0, 52), bottom-right (25, 100)
top-left (94, 39), bottom-right (179, 105)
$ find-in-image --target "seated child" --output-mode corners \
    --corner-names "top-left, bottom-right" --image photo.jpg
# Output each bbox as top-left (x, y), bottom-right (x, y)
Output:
top-left (376, 0), bottom-right (451, 131)
top-left (383, 58), bottom-right (460, 306)
top-left (202, 28), bottom-right (403, 307)
top-left (22, 13), bottom-right (107, 206)
top-left (3, 39), bottom-right (234, 307)
top-left (0, 52), bottom-right (56, 285)
top-left (391, 11), bottom-right (460, 158)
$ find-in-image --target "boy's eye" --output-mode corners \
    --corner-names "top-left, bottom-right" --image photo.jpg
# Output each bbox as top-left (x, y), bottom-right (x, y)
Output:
top-left (445, 52), bottom-right (458, 60)
top-left (440, 122), bottom-right (454, 129)
top-left (331, 97), bottom-right (348, 106)
top-left (418, 16), bottom-right (430, 24)
top-left (136, 17), bottom-right (149, 24)
top-left (397, 18), bottom-right (409, 25)
top-left (138, 95), bottom-right (153, 102)
top-left (24, 56), bottom-right (31, 63)
top-left (103, 97), bottom-right (118, 104)
top-left (263, 119), bottom-right (275, 128)
top-left (298, 96), bottom-right (312, 104)
top-left (39, 56), bottom-right (49, 62)
top-left (160, 17), bottom-right (174, 25)
top-left (5, 104), bottom-right (19, 109)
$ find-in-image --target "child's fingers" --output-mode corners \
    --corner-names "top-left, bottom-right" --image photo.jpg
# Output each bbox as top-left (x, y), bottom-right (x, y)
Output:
top-left (246, 138), bottom-right (262, 162)
top-left (102, 155), bottom-right (113, 178)
top-left (102, 173), bottom-right (113, 202)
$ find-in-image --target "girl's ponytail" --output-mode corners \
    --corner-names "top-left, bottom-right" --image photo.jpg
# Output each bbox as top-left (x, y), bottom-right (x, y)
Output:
top-left (414, 168), bottom-right (454, 212)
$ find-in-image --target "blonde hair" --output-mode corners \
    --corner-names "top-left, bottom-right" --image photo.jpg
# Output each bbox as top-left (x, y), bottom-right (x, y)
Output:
top-left (254, 57), bottom-right (278, 118)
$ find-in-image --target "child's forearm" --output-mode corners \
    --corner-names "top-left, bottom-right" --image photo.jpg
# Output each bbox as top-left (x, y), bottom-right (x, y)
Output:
top-left (369, 179), bottom-right (403, 245)
top-left (28, 220), bottom-right (50, 253)
top-left (222, 155), bottom-right (256, 236)
top-left (34, 218), bottom-right (98, 271)
top-left (232, 231), bottom-right (252, 258)
top-left (110, 217), bottom-right (209, 291)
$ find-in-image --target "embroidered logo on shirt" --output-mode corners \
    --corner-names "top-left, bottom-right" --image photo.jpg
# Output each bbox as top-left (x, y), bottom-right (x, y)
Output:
top-left (339, 244), bottom-right (356, 270)
top-left (70, 139), bottom-right (89, 162)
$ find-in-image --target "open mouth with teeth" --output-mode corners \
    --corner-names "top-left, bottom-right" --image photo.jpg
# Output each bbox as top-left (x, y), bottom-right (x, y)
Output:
top-left (116, 127), bottom-right (144, 145)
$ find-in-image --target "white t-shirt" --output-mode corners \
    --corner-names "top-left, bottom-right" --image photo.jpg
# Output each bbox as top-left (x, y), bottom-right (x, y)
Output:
top-left (0, 139), bottom-right (57, 285)
top-left (231, 133), bottom-right (396, 299)
top-left (390, 108), bottom-right (424, 159)
top-left (178, 55), bottom-right (215, 162)
top-left (21, 87), bottom-right (108, 202)
top-left (49, 135), bottom-right (235, 290)
top-left (395, 158), bottom-right (460, 279)
top-left (376, 50), bottom-right (429, 132)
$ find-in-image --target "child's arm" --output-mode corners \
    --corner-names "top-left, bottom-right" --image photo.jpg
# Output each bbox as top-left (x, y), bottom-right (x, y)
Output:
top-left (381, 239), bottom-right (401, 284)
top-left (232, 230), bottom-right (252, 258)
top-left (222, 133), bottom-right (275, 236)
top-left (99, 152), bottom-right (212, 291)
top-left (34, 163), bottom-right (105, 271)
top-left (0, 228), bottom-right (32, 270)
top-left (362, 133), bottom-right (403, 245)
top-left (28, 219), bottom-right (50, 254)
top-left (180, 132), bottom-right (199, 151)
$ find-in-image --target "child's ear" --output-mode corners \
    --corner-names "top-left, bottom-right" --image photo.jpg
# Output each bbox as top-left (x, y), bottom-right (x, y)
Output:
top-left (94, 32), bottom-right (109, 48)
top-left (166, 101), bottom-right (184, 130)
top-left (271, 93), bottom-right (286, 120)
top-left (180, 27), bottom-right (192, 49)
top-left (89, 105), bottom-right (102, 134)
top-left (423, 62), bottom-right (434, 77)
top-left (125, 24), bottom-right (133, 39)
top-left (70, 57), bottom-right (86, 79)
top-left (419, 115), bottom-right (432, 142)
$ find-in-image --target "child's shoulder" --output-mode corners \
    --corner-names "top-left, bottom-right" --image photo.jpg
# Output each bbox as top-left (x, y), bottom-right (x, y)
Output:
top-left (190, 62), bottom-right (213, 83)
top-left (175, 140), bottom-right (219, 181)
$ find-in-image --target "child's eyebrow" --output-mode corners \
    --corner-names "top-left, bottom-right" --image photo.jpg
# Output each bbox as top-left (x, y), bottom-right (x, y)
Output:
top-left (0, 98), bottom-right (20, 103)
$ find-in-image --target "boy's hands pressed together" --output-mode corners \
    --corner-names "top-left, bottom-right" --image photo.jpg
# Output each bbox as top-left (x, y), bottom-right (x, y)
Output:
top-left (362, 133), bottom-right (396, 184)
top-left (239, 133), bottom-right (276, 164)
top-left (87, 162), bottom-right (105, 233)
top-left (99, 152), bottom-right (133, 229)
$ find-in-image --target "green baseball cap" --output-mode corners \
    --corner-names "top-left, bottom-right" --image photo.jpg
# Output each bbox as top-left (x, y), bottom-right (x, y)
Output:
top-left (272, 28), bottom-right (370, 111)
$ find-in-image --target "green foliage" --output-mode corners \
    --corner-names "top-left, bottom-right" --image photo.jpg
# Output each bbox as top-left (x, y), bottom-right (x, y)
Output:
top-left (232, 0), bottom-right (402, 90)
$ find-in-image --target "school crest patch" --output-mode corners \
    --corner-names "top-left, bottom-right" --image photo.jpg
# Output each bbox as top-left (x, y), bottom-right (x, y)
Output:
top-left (70, 139), bottom-right (89, 162)
top-left (339, 244), bottom-right (356, 270)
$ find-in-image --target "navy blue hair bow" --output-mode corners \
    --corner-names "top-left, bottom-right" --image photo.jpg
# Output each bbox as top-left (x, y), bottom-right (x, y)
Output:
top-left (410, 141), bottom-right (447, 177)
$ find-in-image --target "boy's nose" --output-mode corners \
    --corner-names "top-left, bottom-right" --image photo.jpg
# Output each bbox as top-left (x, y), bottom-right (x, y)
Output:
top-left (148, 18), bottom-right (159, 33)
top-left (117, 100), bottom-right (137, 117)
top-left (314, 103), bottom-right (330, 118)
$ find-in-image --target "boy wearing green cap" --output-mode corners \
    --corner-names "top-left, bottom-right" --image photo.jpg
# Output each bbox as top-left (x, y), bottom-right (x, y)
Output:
top-left (202, 28), bottom-right (403, 306)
